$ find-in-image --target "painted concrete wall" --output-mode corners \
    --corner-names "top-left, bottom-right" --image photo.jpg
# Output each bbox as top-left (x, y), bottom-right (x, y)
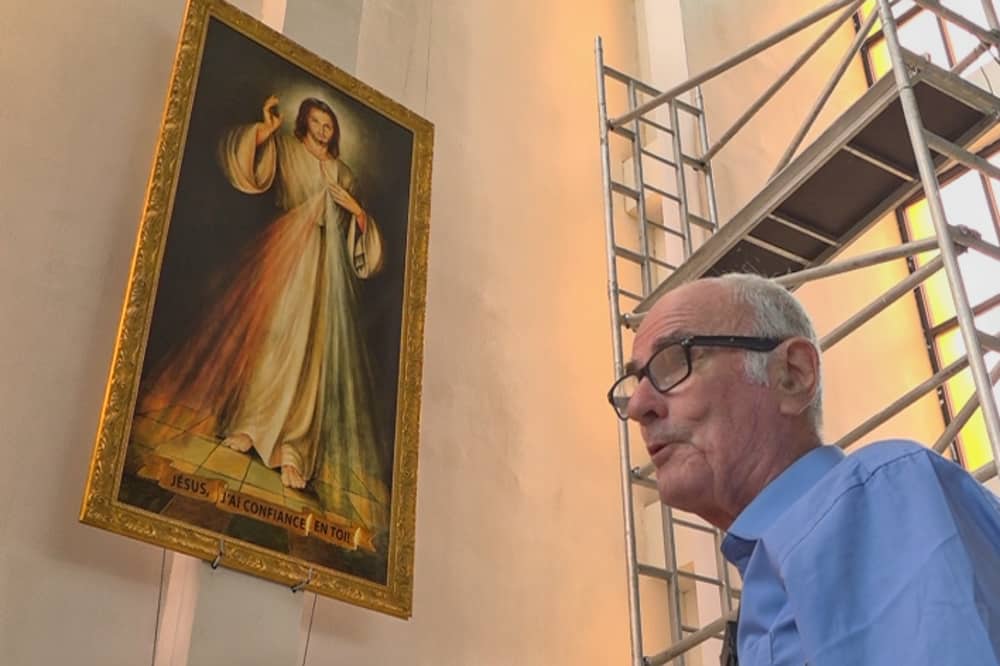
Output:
top-left (0, 0), bottom-right (638, 663)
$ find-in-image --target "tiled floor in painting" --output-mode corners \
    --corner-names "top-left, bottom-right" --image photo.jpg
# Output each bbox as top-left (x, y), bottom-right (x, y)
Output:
top-left (118, 406), bottom-right (390, 580)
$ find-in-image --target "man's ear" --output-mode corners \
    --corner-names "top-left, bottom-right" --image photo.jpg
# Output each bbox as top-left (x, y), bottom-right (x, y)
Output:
top-left (768, 337), bottom-right (820, 417)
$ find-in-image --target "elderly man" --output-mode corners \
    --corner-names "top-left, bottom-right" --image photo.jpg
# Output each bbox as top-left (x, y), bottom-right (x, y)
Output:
top-left (609, 273), bottom-right (1000, 665)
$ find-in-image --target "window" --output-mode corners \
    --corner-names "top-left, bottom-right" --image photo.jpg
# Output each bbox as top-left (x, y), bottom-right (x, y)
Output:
top-left (858, 0), bottom-right (1000, 469)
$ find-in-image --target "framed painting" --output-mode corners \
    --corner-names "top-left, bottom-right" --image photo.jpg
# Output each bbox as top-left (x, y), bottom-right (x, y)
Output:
top-left (80, 0), bottom-right (431, 618)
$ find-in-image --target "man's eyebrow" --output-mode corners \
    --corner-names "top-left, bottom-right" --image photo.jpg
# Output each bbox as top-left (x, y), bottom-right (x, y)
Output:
top-left (652, 332), bottom-right (689, 349)
top-left (625, 332), bottom-right (690, 373)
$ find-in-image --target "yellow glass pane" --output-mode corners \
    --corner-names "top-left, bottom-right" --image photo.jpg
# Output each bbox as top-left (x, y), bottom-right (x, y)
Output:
top-left (938, 328), bottom-right (994, 469)
top-left (869, 37), bottom-right (892, 80)
top-left (865, 7), bottom-right (948, 80)
top-left (859, 0), bottom-right (883, 38)
top-left (904, 199), bottom-right (956, 326)
top-left (903, 171), bottom-right (1000, 327)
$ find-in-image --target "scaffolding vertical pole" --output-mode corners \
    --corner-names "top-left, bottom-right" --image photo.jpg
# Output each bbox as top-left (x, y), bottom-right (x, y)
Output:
top-left (982, 0), bottom-right (1000, 33)
top-left (712, 527), bottom-right (735, 617)
top-left (596, 36), bottom-right (645, 666)
top-left (629, 81), bottom-right (655, 295)
top-left (660, 506), bottom-right (687, 665)
top-left (670, 100), bottom-right (694, 258)
top-left (695, 86), bottom-right (721, 231)
top-left (876, 0), bottom-right (1000, 461)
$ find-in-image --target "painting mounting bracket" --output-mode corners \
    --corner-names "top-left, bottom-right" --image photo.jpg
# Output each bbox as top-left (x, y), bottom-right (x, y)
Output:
top-left (291, 567), bottom-right (314, 593)
top-left (210, 538), bottom-right (225, 570)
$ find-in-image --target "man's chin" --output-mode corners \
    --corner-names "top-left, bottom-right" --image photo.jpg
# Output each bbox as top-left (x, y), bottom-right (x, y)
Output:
top-left (656, 478), bottom-right (700, 515)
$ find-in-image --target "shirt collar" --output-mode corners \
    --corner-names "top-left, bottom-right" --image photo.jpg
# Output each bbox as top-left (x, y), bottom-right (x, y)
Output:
top-left (721, 445), bottom-right (845, 573)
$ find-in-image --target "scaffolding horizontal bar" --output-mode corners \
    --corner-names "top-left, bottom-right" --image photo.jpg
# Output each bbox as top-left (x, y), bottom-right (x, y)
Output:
top-left (636, 564), bottom-right (671, 580)
top-left (767, 212), bottom-right (842, 247)
top-left (621, 311), bottom-right (643, 330)
top-left (913, 0), bottom-right (1000, 49)
top-left (630, 475), bottom-right (657, 490)
top-left (973, 460), bottom-right (998, 483)
top-left (924, 130), bottom-right (1000, 182)
top-left (744, 235), bottom-right (811, 265)
top-left (929, 293), bottom-right (1000, 337)
top-left (962, 233), bottom-right (1000, 263)
top-left (611, 181), bottom-right (641, 199)
top-left (634, 461), bottom-right (655, 479)
top-left (645, 610), bottom-right (738, 666)
top-left (688, 213), bottom-right (715, 231)
top-left (641, 148), bottom-right (678, 169)
top-left (843, 143), bottom-right (916, 180)
top-left (609, 124), bottom-right (637, 141)
top-left (674, 98), bottom-right (704, 117)
top-left (648, 254), bottom-right (680, 271)
top-left (635, 563), bottom-right (724, 586)
top-left (614, 245), bottom-right (679, 272)
top-left (702, 0), bottom-right (861, 164)
top-left (644, 218), bottom-right (686, 240)
top-left (862, 3), bottom-right (922, 51)
top-left (618, 287), bottom-right (644, 302)
top-left (819, 254), bottom-right (945, 351)
top-left (602, 65), bottom-right (706, 119)
top-left (614, 245), bottom-right (646, 264)
top-left (603, 64), bottom-right (662, 98)
top-left (672, 517), bottom-right (717, 534)
top-left (834, 354), bottom-right (970, 450)
top-left (680, 623), bottom-right (725, 639)
top-left (952, 41), bottom-right (991, 74)
top-left (609, 0), bottom-right (857, 127)
top-left (643, 182), bottom-right (681, 203)
top-left (683, 153), bottom-right (708, 170)
top-left (775, 5), bottom-right (880, 175)
top-left (980, 329), bottom-right (1000, 352)
top-left (677, 569), bottom-right (724, 586)
top-left (623, 236), bottom-right (944, 328)
top-left (639, 116), bottom-right (674, 135)
top-left (932, 359), bottom-right (1000, 453)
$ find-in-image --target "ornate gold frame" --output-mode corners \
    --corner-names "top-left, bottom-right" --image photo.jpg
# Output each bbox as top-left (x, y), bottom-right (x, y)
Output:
top-left (80, 0), bottom-right (431, 618)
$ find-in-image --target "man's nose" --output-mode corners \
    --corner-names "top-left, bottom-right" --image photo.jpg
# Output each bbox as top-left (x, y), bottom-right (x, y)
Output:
top-left (626, 376), bottom-right (668, 425)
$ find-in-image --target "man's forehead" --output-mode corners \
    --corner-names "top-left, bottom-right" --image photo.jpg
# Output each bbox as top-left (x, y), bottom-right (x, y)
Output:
top-left (631, 281), bottom-right (734, 356)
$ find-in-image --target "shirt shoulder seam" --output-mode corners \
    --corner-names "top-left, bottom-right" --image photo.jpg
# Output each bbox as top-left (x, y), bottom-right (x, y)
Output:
top-left (777, 446), bottom-right (934, 567)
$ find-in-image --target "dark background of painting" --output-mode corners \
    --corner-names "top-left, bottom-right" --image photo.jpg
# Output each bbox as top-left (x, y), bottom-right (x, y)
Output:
top-left (140, 18), bottom-right (414, 487)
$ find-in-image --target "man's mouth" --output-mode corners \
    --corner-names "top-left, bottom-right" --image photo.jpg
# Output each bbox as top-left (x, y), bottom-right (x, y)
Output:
top-left (647, 441), bottom-right (673, 465)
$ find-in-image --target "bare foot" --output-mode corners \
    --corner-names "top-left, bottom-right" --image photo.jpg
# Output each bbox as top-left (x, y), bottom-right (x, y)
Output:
top-left (222, 433), bottom-right (252, 453)
top-left (281, 465), bottom-right (306, 489)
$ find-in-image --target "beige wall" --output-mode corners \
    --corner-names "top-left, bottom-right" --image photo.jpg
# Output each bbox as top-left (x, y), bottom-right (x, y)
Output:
top-left (0, 0), bottom-right (638, 664)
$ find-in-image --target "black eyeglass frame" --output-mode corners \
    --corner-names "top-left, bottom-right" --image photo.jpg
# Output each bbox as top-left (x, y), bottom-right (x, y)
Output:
top-left (606, 335), bottom-right (785, 420)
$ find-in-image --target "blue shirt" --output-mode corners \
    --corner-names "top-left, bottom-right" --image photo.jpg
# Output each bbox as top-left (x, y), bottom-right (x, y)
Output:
top-left (721, 440), bottom-right (1000, 665)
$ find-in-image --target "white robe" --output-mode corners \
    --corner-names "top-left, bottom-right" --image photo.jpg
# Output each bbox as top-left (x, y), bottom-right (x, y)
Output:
top-left (141, 125), bottom-right (390, 518)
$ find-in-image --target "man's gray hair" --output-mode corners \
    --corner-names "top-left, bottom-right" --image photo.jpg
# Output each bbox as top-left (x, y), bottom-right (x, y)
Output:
top-left (718, 273), bottom-right (824, 432)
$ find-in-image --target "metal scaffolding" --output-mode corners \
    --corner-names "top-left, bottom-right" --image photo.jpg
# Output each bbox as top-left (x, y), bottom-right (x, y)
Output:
top-left (596, 1), bottom-right (1000, 664)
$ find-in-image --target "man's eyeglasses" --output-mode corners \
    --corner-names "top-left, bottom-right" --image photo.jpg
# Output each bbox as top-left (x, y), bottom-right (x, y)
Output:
top-left (607, 335), bottom-right (784, 420)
